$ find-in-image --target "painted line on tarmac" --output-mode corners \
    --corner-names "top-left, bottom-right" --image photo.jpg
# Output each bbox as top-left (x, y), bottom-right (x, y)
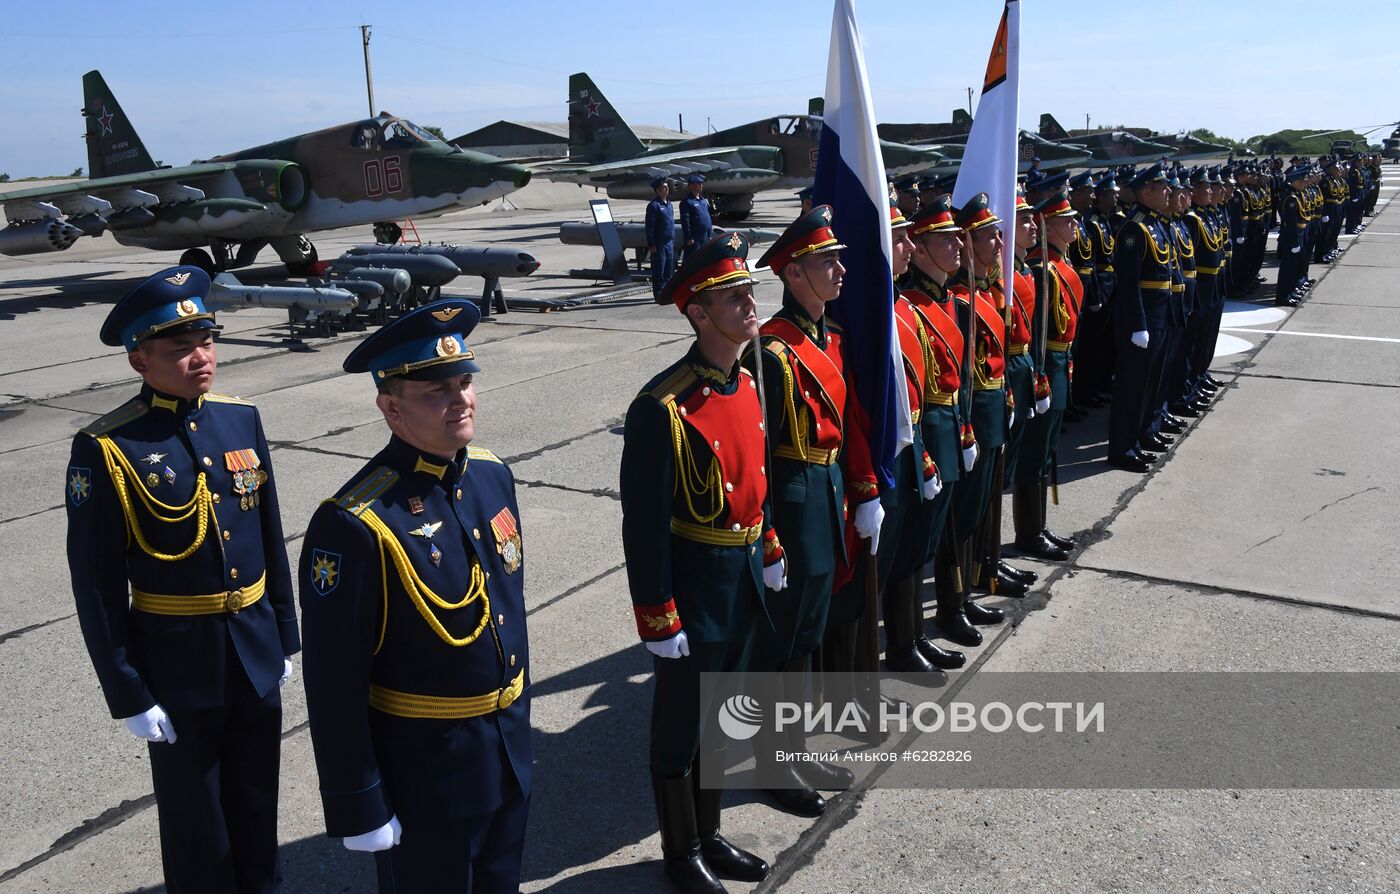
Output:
top-left (1235, 370), bottom-right (1400, 390)
top-left (1221, 327), bottom-right (1400, 344)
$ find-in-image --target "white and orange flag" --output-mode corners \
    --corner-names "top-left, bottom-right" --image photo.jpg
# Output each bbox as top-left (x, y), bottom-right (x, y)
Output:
top-left (952, 0), bottom-right (1021, 281)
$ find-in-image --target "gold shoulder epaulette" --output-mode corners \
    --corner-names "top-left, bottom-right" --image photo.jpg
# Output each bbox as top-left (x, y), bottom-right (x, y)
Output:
top-left (79, 398), bottom-right (147, 437)
top-left (204, 392), bottom-right (255, 406)
top-left (335, 466), bottom-right (400, 517)
top-left (646, 366), bottom-right (698, 407)
top-left (466, 445), bottom-right (503, 464)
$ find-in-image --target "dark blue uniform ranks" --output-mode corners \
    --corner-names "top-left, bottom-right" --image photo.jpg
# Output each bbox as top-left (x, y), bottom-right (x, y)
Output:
top-left (299, 300), bottom-right (530, 894)
top-left (65, 266), bottom-right (298, 894)
top-left (647, 176), bottom-right (677, 301)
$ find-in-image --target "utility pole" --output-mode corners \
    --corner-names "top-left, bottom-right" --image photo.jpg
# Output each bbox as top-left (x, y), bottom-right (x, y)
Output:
top-left (361, 25), bottom-right (375, 118)
top-left (1085, 113), bottom-right (1090, 132)
top-left (966, 87), bottom-right (974, 116)
top-left (679, 113), bottom-right (684, 133)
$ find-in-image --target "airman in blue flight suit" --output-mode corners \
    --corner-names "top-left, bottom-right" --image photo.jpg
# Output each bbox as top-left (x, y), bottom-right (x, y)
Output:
top-left (65, 266), bottom-right (299, 894)
top-left (299, 299), bottom-right (531, 893)
top-left (648, 176), bottom-right (677, 302)
top-left (680, 173), bottom-right (715, 264)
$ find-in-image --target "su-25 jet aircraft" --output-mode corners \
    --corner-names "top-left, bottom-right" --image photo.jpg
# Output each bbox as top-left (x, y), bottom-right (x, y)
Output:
top-left (874, 108), bottom-right (1093, 173)
top-left (540, 73), bottom-right (943, 220)
top-left (0, 71), bottom-right (532, 273)
top-left (1037, 113), bottom-right (1226, 164)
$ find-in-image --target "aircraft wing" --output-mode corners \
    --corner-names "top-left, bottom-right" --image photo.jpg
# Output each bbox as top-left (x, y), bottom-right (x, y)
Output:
top-left (1, 163), bottom-right (237, 224)
top-left (539, 145), bottom-right (778, 183)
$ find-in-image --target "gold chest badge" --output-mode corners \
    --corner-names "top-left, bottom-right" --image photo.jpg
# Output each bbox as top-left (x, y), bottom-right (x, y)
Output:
top-left (224, 449), bottom-right (267, 510)
top-left (489, 507), bottom-right (522, 574)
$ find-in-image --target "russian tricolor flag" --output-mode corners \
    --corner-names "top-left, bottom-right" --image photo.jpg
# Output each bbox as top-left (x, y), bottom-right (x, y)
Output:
top-left (812, 0), bottom-right (912, 492)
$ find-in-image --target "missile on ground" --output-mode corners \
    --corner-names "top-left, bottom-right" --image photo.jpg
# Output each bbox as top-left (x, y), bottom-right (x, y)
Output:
top-left (0, 219), bottom-right (84, 255)
top-left (207, 273), bottom-right (358, 313)
top-left (347, 244), bottom-right (540, 278)
top-left (329, 252), bottom-right (460, 287)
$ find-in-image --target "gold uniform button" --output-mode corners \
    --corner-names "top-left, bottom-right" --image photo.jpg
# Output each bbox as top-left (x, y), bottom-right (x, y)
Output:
top-left (455, 488), bottom-right (463, 501)
top-left (702, 386), bottom-right (711, 396)
top-left (189, 421), bottom-right (198, 432)
top-left (804, 390), bottom-right (811, 398)
top-left (750, 546), bottom-right (756, 555)
top-left (212, 493), bottom-right (221, 504)
top-left (679, 407), bottom-right (687, 416)
top-left (473, 528), bottom-right (481, 540)
top-left (509, 654), bottom-right (517, 667)
top-left (202, 456), bottom-right (212, 467)
top-left (222, 530), bottom-right (231, 541)
top-left (497, 613), bottom-right (505, 625)
top-left (712, 439), bottom-right (720, 450)
top-left (725, 482), bottom-right (734, 492)
top-left (731, 523), bottom-right (741, 532)
top-left (229, 568), bottom-right (239, 580)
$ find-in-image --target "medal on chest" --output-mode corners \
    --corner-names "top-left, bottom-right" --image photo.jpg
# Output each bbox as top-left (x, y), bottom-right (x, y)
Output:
top-left (224, 449), bottom-right (267, 510)
top-left (490, 507), bottom-right (522, 574)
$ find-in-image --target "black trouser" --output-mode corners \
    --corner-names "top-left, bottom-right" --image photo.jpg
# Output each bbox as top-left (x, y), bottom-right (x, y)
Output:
top-left (1276, 243), bottom-right (1302, 302)
top-left (1072, 306), bottom-right (1112, 404)
top-left (148, 648), bottom-right (283, 894)
top-left (374, 787), bottom-right (530, 894)
top-left (1108, 327), bottom-right (1163, 457)
top-left (652, 618), bottom-right (757, 776)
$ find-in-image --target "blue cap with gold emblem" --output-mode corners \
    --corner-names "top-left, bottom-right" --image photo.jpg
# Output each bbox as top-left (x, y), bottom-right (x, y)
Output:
top-left (344, 298), bottom-right (482, 385)
top-left (1129, 162), bottom-right (1169, 189)
top-left (1068, 170), bottom-right (1095, 191)
top-left (100, 265), bottom-right (219, 351)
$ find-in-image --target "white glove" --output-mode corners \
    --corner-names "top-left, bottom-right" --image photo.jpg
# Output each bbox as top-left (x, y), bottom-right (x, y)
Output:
top-left (1007, 406), bottom-right (1016, 428)
top-left (962, 441), bottom-right (979, 472)
top-left (854, 499), bottom-right (884, 555)
top-left (344, 816), bottom-right (402, 853)
top-left (646, 631), bottom-right (690, 659)
top-left (279, 658), bottom-right (294, 688)
top-left (123, 704), bottom-right (177, 744)
top-left (922, 473), bottom-right (942, 500)
top-left (1036, 394), bottom-right (1051, 415)
top-left (763, 558), bottom-right (788, 591)
top-left (1235, 237), bottom-right (1246, 244)
top-left (1322, 216), bottom-right (1330, 223)
top-left (1131, 330), bottom-right (1150, 349)
top-left (1290, 246), bottom-right (1300, 254)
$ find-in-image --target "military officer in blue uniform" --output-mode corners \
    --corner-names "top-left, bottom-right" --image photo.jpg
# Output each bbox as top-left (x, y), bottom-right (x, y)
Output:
top-left (680, 174), bottom-right (715, 264)
top-left (1275, 165), bottom-right (1310, 307)
top-left (648, 176), bottom-right (678, 302)
top-left (622, 232), bottom-right (782, 894)
top-left (299, 299), bottom-right (531, 893)
top-left (1108, 164), bottom-right (1178, 473)
top-left (65, 266), bottom-right (299, 894)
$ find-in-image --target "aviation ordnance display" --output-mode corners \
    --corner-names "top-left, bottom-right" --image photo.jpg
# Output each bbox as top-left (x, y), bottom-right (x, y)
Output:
top-left (0, 71), bottom-right (533, 274)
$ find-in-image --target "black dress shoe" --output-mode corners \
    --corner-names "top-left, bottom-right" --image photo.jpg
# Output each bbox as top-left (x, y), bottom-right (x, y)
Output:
top-left (992, 571), bottom-right (1030, 596)
top-left (1042, 528), bottom-right (1076, 550)
top-left (885, 644), bottom-right (936, 674)
top-left (1142, 433), bottom-right (1172, 452)
top-left (1136, 449), bottom-right (1159, 464)
top-left (1186, 399), bottom-right (1211, 414)
top-left (797, 759), bottom-right (855, 792)
top-left (1168, 403), bottom-right (1200, 418)
top-left (1159, 417), bottom-right (1186, 435)
top-left (964, 600), bottom-right (1004, 626)
top-left (998, 560), bottom-right (1038, 584)
top-left (664, 852), bottom-right (727, 894)
top-left (1204, 375), bottom-right (1224, 388)
top-left (700, 833), bottom-right (770, 883)
top-left (935, 610), bottom-right (983, 647)
top-left (1015, 535), bottom-right (1069, 562)
top-left (1107, 452), bottom-right (1150, 473)
top-left (916, 636), bottom-right (966, 669)
top-left (1196, 380), bottom-right (1219, 394)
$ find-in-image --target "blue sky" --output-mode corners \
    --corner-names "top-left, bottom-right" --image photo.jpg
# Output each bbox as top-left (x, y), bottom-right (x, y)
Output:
top-left (1, 0), bottom-right (1397, 178)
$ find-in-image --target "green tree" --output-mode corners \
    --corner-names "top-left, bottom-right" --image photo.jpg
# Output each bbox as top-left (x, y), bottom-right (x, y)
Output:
top-left (70, 167), bottom-right (83, 177)
top-left (423, 125), bottom-right (446, 141)
top-left (0, 173), bottom-right (9, 183)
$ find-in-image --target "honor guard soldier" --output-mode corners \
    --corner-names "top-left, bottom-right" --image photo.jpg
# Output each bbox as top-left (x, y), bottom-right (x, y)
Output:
top-left (898, 196), bottom-right (983, 653)
top-left (621, 232), bottom-right (780, 894)
top-left (1017, 192), bottom-right (1081, 560)
top-left (299, 300), bottom-right (531, 893)
top-left (648, 176), bottom-right (678, 302)
top-left (1275, 165), bottom-right (1310, 306)
top-left (1067, 171), bottom-right (1107, 411)
top-left (1080, 171), bottom-right (1120, 402)
top-left (65, 266), bottom-right (299, 893)
top-left (1184, 169), bottom-right (1228, 406)
top-left (1316, 158), bottom-right (1347, 262)
top-left (1108, 164), bottom-right (1177, 472)
top-left (1160, 170), bottom-right (1204, 428)
top-left (946, 195), bottom-right (1012, 622)
top-left (744, 205), bottom-right (879, 816)
top-left (864, 204), bottom-right (953, 675)
top-left (680, 174), bottom-right (715, 264)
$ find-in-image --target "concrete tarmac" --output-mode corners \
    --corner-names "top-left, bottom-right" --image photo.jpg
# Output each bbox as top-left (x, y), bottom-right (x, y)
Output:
top-left (0, 174), bottom-right (1396, 892)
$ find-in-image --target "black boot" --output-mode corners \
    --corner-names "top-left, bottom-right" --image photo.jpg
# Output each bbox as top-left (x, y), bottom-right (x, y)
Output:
top-left (654, 771), bottom-right (726, 894)
top-left (884, 576), bottom-right (936, 673)
top-left (1040, 482), bottom-right (1076, 551)
top-left (998, 560), bottom-right (1038, 584)
top-left (694, 765), bottom-right (769, 883)
top-left (784, 657), bottom-right (854, 792)
top-left (933, 532), bottom-right (982, 647)
top-left (1013, 483), bottom-right (1068, 561)
top-left (913, 569), bottom-right (965, 668)
top-left (964, 598), bottom-right (1004, 626)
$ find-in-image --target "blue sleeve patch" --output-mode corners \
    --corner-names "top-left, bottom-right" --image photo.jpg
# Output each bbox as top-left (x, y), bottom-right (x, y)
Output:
top-left (67, 466), bottom-right (92, 507)
top-left (310, 549), bottom-right (342, 596)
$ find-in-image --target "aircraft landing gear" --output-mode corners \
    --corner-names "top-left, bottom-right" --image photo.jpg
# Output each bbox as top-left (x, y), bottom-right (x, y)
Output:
top-left (374, 221), bottom-right (402, 245)
top-left (274, 235), bottom-right (320, 276)
top-left (179, 248), bottom-right (218, 275)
